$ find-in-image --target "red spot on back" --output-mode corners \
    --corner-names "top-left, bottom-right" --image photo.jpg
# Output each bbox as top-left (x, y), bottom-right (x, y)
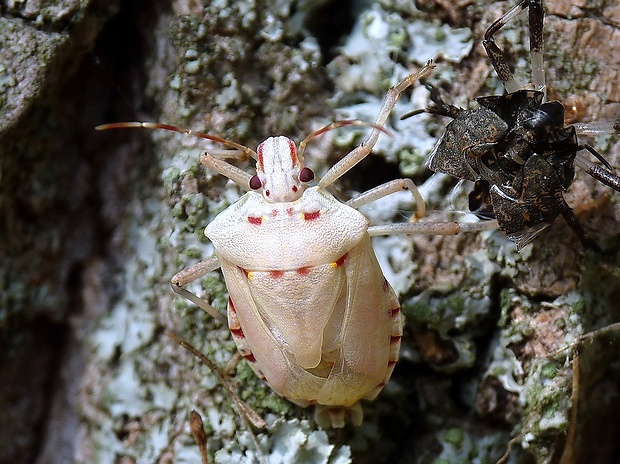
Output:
top-left (303, 211), bottom-right (321, 221)
top-left (296, 267), bottom-right (311, 275)
top-left (390, 306), bottom-right (401, 318)
top-left (334, 253), bottom-right (348, 267)
top-left (390, 335), bottom-right (402, 345)
top-left (228, 297), bottom-right (236, 313)
top-left (248, 216), bottom-right (263, 225)
top-left (230, 327), bottom-right (245, 338)
top-left (243, 352), bottom-right (257, 363)
top-left (286, 207), bottom-right (294, 216)
top-left (269, 270), bottom-right (284, 278)
top-left (271, 209), bottom-right (278, 217)
top-left (238, 266), bottom-right (249, 278)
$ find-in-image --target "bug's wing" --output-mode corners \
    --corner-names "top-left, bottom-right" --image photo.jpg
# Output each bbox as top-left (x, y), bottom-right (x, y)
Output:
top-left (490, 153), bottom-right (577, 249)
top-left (219, 260), bottom-right (328, 399)
top-left (314, 235), bottom-right (401, 406)
top-left (244, 263), bottom-right (347, 370)
top-left (489, 184), bottom-right (550, 249)
top-left (218, 235), bottom-right (401, 408)
top-left (428, 108), bottom-right (508, 182)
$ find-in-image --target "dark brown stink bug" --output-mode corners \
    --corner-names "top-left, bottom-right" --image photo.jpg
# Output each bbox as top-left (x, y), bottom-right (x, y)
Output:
top-left (403, 0), bottom-right (620, 250)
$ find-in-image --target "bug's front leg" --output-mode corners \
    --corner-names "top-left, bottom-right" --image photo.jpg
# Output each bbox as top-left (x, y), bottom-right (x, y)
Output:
top-left (319, 60), bottom-right (435, 188)
top-left (171, 255), bottom-right (227, 324)
top-left (482, 0), bottom-right (530, 93)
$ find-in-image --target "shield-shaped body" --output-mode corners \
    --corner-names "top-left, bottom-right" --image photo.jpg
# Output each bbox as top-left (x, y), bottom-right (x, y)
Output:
top-left (205, 186), bottom-right (402, 424)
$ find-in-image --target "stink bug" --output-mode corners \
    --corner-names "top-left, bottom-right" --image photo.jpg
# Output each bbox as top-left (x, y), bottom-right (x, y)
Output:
top-left (97, 61), bottom-right (495, 429)
top-left (403, 0), bottom-right (620, 249)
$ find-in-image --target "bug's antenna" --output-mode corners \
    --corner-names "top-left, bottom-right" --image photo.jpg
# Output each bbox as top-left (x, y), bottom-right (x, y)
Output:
top-left (297, 120), bottom-right (390, 161)
top-left (96, 121), bottom-right (258, 160)
top-left (168, 332), bottom-right (267, 463)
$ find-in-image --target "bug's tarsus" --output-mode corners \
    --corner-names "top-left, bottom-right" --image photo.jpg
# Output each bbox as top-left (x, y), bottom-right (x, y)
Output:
top-left (189, 410), bottom-right (209, 464)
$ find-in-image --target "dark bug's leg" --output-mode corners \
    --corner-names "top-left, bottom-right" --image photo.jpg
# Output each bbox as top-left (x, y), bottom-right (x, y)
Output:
top-left (560, 207), bottom-right (601, 251)
top-left (575, 146), bottom-right (620, 192)
top-left (482, 0), bottom-right (530, 93)
top-left (400, 81), bottom-right (463, 121)
top-left (528, 0), bottom-right (546, 92)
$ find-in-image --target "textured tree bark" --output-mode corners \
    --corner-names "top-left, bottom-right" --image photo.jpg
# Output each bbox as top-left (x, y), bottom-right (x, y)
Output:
top-left (1, 0), bottom-right (618, 463)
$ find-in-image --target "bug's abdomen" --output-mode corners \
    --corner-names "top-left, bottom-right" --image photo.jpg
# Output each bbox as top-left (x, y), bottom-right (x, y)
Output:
top-left (221, 235), bottom-right (400, 409)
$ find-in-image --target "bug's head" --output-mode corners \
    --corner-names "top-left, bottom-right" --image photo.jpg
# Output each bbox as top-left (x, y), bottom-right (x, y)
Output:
top-left (250, 136), bottom-right (315, 203)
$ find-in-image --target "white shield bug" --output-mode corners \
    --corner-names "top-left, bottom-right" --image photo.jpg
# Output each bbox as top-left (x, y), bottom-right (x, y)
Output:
top-left (97, 61), bottom-right (495, 428)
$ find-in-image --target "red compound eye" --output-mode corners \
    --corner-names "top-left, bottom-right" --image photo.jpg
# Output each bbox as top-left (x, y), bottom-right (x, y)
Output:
top-left (249, 175), bottom-right (262, 190)
top-left (299, 167), bottom-right (315, 182)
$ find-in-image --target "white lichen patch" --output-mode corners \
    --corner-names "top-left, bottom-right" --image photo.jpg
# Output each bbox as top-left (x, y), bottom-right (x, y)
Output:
top-left (327, 3), bottom-right (473, 172)
top-left (433, 428), bottom-right (511, 464)
top-left (405, 19), bottom-right (473, 64)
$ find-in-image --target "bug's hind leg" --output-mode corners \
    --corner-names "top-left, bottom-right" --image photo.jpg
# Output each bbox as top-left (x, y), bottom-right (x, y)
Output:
top-left (171, 256), bottom-right (227, 323)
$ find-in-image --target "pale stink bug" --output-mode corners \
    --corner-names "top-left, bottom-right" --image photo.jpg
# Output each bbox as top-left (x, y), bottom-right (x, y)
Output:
top-left (97, 61), bottom-right (496, 429)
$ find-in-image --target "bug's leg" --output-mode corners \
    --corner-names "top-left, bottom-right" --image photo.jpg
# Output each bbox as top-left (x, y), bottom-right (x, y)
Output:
top-left (189, 410), bottom-right (209, 464)
top-left (528, 0), bottom-right (546, 93)
top-left (171, 256), bottom-right (227, 324)
top-left (572, 120), bottom-right (620, 136)
top-left (482, 0), bottom-right (529, 93)
top-left (345, 176), bottom-right (498, 236)
top-left (368, 219), bottom-right (498, 237)
top-left (200, 153), bottom-right (253, 190)
top-left (346, 178), bottom-right (427, 220)
top-left (575, 147), bottom-right (620, 192)
top-left (169, 333), bottom-right (267, 438)
top-left (399, 80), bottom-right (463, 121)
top-left (318, 60), bottom-right (435, 189)
top-left (223, 351), bottom-right (243, 376)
